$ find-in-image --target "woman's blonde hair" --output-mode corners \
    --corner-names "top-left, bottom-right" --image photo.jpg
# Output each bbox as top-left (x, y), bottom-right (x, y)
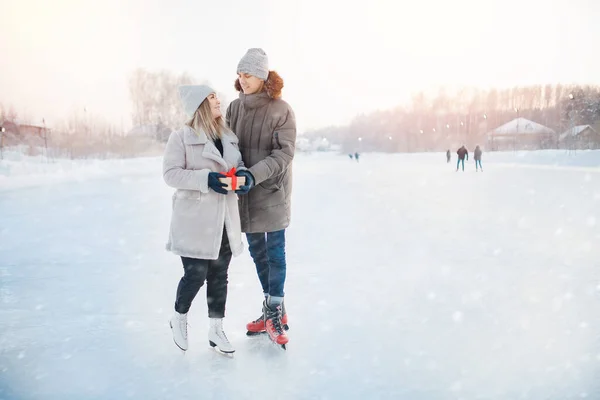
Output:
top-left (186, 95), bottom-right (226, 141)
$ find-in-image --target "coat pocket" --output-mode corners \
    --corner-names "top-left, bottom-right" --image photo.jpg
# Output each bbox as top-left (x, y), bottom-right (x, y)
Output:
top-left (170, 193), bottom-right (220, 253)
top-left (259, 169), bottom-right (286, 191)
top-left (251, 181), bottom-right (286, 209)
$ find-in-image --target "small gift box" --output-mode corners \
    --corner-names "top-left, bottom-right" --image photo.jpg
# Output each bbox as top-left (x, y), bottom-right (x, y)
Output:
top-left (218, 168), bottom-right (246, 191)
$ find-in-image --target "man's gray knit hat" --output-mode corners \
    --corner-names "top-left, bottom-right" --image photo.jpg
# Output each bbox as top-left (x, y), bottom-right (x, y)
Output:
top-left (178, 85), bottom-right (215, 119)
top-left (236, 48), bottom-right (269, 80)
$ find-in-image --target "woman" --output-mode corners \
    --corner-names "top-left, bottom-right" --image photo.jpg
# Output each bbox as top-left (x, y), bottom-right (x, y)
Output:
top-left (163, 84), bottom-right (248, 354)
top-left (226, 48), bottom-right (297, 347)
top-left (474, 145), bottom-right (483, 172)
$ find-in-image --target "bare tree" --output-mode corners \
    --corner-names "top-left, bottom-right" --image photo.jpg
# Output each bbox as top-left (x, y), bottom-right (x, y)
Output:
top-left (6, 105), bottom-right (18, 122)
top-left (128, 68), bottom-right (197, 141)
top-left (306, 83), bottom-right (600, 153)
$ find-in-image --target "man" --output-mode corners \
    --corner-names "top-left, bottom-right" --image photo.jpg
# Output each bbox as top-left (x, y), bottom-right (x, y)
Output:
top-left (456, 145), bottom-right (468, 171)
top-left (226, 48), bottom-right (296, 347)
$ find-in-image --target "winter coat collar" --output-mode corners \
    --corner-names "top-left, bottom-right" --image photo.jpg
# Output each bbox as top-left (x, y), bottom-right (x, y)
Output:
top-left (182, 126), bottom-right (239, 170)
top-left (239, 91), bottom-right (271, 110)
top-left (182, 125), bottom-right (238, 145)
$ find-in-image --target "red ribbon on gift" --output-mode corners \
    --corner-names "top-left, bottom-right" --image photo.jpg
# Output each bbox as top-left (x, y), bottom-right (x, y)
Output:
top-left (224, 167), bottom-right (237, 190)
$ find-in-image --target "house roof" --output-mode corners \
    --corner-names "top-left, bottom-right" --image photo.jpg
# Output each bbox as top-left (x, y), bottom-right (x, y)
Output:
top-left (559, 125), bottom-right (597, 140)
top-left (487, 118), bottom-right (556, 136)
top-left (1, 121), bottom-right (19, 133)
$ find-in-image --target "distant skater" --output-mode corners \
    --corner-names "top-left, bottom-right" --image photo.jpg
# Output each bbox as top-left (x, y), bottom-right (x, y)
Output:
top-left (474, 145), bottom-right (483, 171)
top-left (456, 145), bottom-right (468, 172)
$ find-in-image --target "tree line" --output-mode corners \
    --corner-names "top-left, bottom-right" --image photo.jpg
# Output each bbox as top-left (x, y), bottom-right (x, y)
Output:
top-left (304, 84), bottom-right (600, 152)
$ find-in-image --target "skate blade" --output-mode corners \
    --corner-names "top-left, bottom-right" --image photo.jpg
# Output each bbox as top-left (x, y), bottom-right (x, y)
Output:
top-left (170, 321), bottom-right (187, 353)
top-left (271, 340), bottom-right (288, 350)
top-left (247, 331), bottom-right (288, 350)
top-left (210, 347), bottom-right (235, 357)
top-left (246, 324), bottom-right (289, 336)
top-left (265, 334), bottom-right (289, 350)
top-left (209, 341), bottom-right (235, 357)
top-left (172, 339), bottom-right (187, 353)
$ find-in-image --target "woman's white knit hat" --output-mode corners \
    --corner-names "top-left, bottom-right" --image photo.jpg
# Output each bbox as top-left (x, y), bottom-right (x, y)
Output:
top-left (178, 85), bottom-right (215, 119)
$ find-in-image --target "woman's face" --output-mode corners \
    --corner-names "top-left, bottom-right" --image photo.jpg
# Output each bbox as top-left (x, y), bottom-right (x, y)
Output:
top-left (238, 73), bottom-right (264, 94)
top-left (207, 93), bottom-right (221, 119)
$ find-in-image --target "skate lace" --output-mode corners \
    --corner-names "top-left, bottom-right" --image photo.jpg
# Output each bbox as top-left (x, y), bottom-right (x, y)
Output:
top-left (217, 327), bottom-right (230, 343)
top-left (269, 307), bottom-right (284, 334)
top-left (179, 317), bottom-right (188, 339)
top-left (252, 313), bottom-right (264, 324)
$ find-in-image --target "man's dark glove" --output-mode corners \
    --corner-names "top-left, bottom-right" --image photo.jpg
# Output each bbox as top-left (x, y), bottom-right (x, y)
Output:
top-left (234, 170), bottom-right (255, 195)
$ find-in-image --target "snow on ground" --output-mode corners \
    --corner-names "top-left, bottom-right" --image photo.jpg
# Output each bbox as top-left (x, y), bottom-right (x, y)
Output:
top-left (0, 149), bottom-right (160, 192)
top-left (1, 150), bottom-right (599, 399)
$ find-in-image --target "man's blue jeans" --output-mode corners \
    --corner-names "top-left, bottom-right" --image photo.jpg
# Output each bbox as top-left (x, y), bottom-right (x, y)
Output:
top-left (246, 230), bottom-right (286, 298)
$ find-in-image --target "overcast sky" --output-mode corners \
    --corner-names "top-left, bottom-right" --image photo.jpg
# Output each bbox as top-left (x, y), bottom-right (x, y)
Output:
top-left (1, 0), bottom-right (599, 132)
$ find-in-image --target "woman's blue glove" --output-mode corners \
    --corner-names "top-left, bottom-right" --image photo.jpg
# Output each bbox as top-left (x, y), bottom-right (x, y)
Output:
top-left (208, 172), bottom-right (228, 195)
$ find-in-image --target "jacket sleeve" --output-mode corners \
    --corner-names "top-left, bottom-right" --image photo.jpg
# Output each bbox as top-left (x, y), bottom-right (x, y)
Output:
top-left (225, 103), bottom-right (232, 128)
top-left (248, 106), bottom-right (296, 185)
top-left (162, 131), bottom-right (210, 193)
